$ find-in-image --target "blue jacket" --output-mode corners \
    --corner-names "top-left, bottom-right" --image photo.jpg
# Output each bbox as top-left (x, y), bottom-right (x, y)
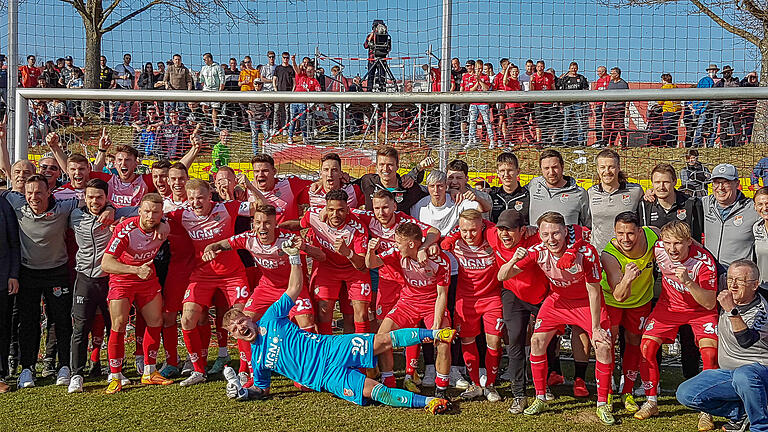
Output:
top-left (0, 192), bottom-right (20, 290)
top-left (691, 76), bottom-right (715, 116)
top-left (753, 157), bottom-right (768, 186)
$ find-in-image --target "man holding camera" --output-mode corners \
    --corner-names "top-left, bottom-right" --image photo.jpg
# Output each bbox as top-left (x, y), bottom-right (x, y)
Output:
top-left (364, 20), bottom-right (392, 92)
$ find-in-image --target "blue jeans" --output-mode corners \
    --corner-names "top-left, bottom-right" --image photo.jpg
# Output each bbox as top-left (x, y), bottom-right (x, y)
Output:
top-left (468, 104), bottom-right (494, 143)
top-left (693, 109), bottom-right (716, 147)
top-left (249, 119), bottom-right (270, 154)
top-left (677, 363), bottom-right (768, 431)
top-left (562, 103), bottom-right (588, 145)
top-left (288, 103), bottom-right (307, 139)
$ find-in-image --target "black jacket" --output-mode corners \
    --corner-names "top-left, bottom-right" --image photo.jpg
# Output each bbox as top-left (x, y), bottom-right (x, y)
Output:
top-left (0, 192), bottom-right (20, 290)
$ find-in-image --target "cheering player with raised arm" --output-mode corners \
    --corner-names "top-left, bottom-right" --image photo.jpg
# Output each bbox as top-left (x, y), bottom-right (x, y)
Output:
top-left (634, 221), bottom-right (718, 426)
top-left (441, 209), bottom-right (503, 402)
top-left (498, 212), bottom-right (615, 425)
top-left (166, 178), bottom-right (255, 387)
top-left (366, 222), bottom-right (453, 396)
top-left (300, 189), bottom-right (372, 335)
top-left (222, 234), bottom-right (454, 415)
top-left (101, 193), bottom-right (172, 393)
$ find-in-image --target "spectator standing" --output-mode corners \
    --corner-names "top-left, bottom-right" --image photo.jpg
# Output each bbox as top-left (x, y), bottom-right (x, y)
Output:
top-left (714, 65), bottom-right (742, 147)
top-left (559, 62), bottom-right (590, 146)
top-left (679, 149), bottom-right (711, 198)
top-left (692, 64), bottom-right (719, 148)
top-left (67, 69), bottom-right (85, 127)
top-left (259, 51), bottom-right (277, 91)
top-left (450, 58), bottom-right (467, 140)
top-left (41, 61), bottom-right (61, 89)
top-left (754, 187), bottom-right (768, 289)
top-left (604, 67), bottom-right (629, 147)
top-left (98, 56), bottom-right (115, 121)
top-left (159, 109), bottom-right (189, 159)
top-left (752, 156), bottom-right (768, 189)
top-left (0, 55), bottom-right (7, 104)
top-left (247, 81), bottom-right (271, 154)
top-left (137, 62), bottom-right (161, 122)
top-left (462, 60), bottom-right (495, 149)
top-left (593, 66), bottom-right (610, 146)
top-left (529, 60), bottom-right (557, 145)
top-left (329, 66), bottom-right (348, 92)
top-left (740, 72), bottom-right (759, 146)
top-left (19, 55), bottom-right (41, 88)
top-left (163, 54), bottom-right (194, 121)
top-left (199, 53), bottom-right (226, 131)
top-left (0, 191), bottom-right (19, 393)
top-left (272, 52), bottom-right (295, 136)
top-left (501, 64), bottom-right (532, 145)
top-left (112, 53), bottom-right (135, 125)
top-left (58, 56), bottom-right (77, 89)
top-left (658, 73), bottom-right (681, 147)
top-left (287, 59), bottom-right (320, 145)
top-left (239, 56), bottom-right (260, 92)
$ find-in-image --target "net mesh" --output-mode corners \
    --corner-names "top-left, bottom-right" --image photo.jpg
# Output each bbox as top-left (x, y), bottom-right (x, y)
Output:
top-left (1, 0), bottom-right (767, 187)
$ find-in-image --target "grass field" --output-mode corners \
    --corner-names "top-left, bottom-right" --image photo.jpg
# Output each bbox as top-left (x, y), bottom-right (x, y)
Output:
top-left (0, 342), bottom-right (711, 432)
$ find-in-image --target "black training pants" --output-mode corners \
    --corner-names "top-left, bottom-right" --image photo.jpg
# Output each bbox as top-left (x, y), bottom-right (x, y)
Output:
top-left (70, 273), bottom-right (110, 376)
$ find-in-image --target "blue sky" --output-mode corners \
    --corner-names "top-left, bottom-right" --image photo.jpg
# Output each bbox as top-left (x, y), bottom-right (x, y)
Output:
top-left (0, 0), bottom-right (758, 83)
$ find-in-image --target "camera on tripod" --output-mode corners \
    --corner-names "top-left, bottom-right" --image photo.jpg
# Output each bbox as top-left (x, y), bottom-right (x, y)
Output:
top-left (370, 19), bottom-right (391, 58)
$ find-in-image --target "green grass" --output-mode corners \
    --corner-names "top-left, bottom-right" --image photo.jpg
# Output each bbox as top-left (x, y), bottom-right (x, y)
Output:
top-left (0, 343), bottom-right (709, 432)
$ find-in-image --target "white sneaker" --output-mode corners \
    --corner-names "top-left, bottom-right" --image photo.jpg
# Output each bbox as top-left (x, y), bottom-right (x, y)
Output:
top-left (485, 385), bottom-right (501, 402)
top-left (68, 375), bottom-right (84, 393)
top-left (238, 371), bottom-right (250, 386)
top-left (479, 368), bottom-right (488, 387)
top-left (669, 338), bottom-right (681, 357)
top-left (135, 356), bottom-right (145, 376)
top-left (17, 368), bottom-right (35, 388)
top-left (450, 366), bottom-right (470, 389)
top-left (180, 371), bottom-right (206, 387)
top-left (56, 366), bottom-right (71, 386)
top-left (109, 372), bottom-right (132, 386)
top-left (459, 384), bottom-right (484, 400)
top-left (287, 136), bottom-right (293, 145)
top-left (181, 359), bottom-right (194, 376)
top-left (422, 364), bottom-right (436, 388)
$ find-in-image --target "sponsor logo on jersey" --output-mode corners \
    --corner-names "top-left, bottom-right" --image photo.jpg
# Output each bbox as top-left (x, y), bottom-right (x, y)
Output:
top-left (458, 256), bottom-right (493, 269)
top-left (265, 336), bottom-right (281, 369)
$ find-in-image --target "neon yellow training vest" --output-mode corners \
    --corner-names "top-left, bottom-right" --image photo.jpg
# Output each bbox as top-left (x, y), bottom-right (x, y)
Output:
top-left (600, 226), bottom-right (657, 309)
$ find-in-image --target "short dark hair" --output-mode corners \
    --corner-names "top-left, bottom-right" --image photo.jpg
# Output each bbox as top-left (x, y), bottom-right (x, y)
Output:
top-left (755, 186), bottom-right (768, 200)
top-left (254, 204), bottom-right (277, 217)
top-left (376, 147), bottom-right (399, 164)
top-left (611, 67), bottom-right (622, 76)
top-left (496, 152), bottom-right (519, 169)
top-left (203, 52), bottom-right (213, 60)
top-left (140, 192), bottom-right (164, 206)
top-left (325, 189), bottom-right (349, 203)
top-left (372, 189), bottom-right (395, 201)
top-left (539, 149), bottom-right (563, 167)
top-left (321, 152), bottom-right (342, 167)
top-left (614, 211), bottom-right (640, 227)
top-left (115, 145), bottom-right (139, 160)
top-left (686, 149), bottom-right (699, 158)
top-left (152, 160), bottom-right (172, 170)
top-left (169, 162), bottom-right (188, 173)
top-left (25, 174), bottom-right (48, 189)
top-left (651, 163), bottom-right (677, 183)
top-left (251, 154), bottom-right (275, 167)
top-left (85, 178), bottom-right (109, 196)
top-left (67, 153), bottom-right (89, 165)
top-left (447, 159), bottom-right (469, 176)
top-left (395, 222), bottom-right (422, 241)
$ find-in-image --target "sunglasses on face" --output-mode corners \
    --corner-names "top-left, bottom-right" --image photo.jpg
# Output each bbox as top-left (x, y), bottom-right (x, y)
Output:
top-left (40, 164), bottom-right (60, 172)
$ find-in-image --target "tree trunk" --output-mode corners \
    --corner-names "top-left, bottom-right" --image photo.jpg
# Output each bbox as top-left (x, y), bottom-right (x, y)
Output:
top-left (83, 24), bottom-right (102, 90)
top-left (753, 41), bottom-right (768, 145)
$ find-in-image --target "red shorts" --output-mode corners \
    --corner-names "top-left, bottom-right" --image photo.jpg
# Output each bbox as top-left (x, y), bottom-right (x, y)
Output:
top-left (162, 260), bottom-right (192, 313)
top-left (643, 307), bottom-right (719, 343)
top-left (606, 302), bottom-right (653, 335)
top-left (376, 278), bottom-right (402, 309)
top-left (455, 296), bottom-right (504, 338)
top-left (313, 268), bottom-right (372, 303)
top-left (108, 280), bottom-right (162, 309)
top-left (245, 266), bottom-right (262, 290)
top-left (183, 274), bottom-right (250, 308)
top-left (534, 294), bottom-right (611, 339)
top-left (376, 300), bottom-right (398, 321)
top-left (244, 284), bottom-right (314, 320)
top-left (386, 299), bottom-right (451, 330)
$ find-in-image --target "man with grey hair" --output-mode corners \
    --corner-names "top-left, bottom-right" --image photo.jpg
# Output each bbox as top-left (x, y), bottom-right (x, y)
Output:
top-left (677, 260), bottom-right (768, 432)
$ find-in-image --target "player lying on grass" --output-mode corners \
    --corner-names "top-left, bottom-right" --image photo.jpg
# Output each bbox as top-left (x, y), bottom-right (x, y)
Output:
top-left (221, 235), bottom-right (455, 414)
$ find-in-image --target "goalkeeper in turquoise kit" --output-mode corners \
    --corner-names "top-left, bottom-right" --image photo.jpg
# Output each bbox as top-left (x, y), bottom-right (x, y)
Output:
top-left (221, 235), bottom-right (454, 414)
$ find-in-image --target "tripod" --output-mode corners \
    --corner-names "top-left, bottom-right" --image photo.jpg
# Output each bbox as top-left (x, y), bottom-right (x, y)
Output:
top-left (362, 57), bottom-right (399, 92)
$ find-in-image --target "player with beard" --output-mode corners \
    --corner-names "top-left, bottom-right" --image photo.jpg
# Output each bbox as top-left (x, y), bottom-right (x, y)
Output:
top-left (221, 238), bottom-right (454, 414)
top-left (166, 179), bottom-right (256, 387)
top-left (634, 221), bottom-right (718, 426)
top-left (245, 154), bottom-right (311, 224)
top-left (366, 222), bottom-right (453, 397)
top-left (202, 204), bottom-right (325, 385)
top-left (304, 153), bottom-right (365, 209)
top-left (101, 193), bottom-right (172, 393)
top-left (300, 189), bottom-right (371, 335)
top-left (441, 210), bottom-right (503, 402)
top-left (498, 211), bottom-right (615, 425)
top-left (91, 131), bottom-right (199, 208)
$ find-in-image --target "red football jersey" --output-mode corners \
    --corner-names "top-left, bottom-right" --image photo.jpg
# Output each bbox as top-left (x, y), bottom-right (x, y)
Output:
top-left (300, 207), bottom-right (368, 271)
top-left (489, 229), bottom-right (549, 305)
top-left (248, 177), bottom-right (312, 223)
top-left (530, 72), bottom-right (555, 91)
top-left (91, 171), bottom-right (156, 208)
top-left (379, 248), bottom-right (451, 304)
top-left (441, 226), bottom-right (501, 299)
top-left (516, 242), bottom-right (602, 301)
top-left (304, 183), bottom-right (364, 209)
top-left (167, 200), bottom-right (250, 278)
top-left (105, 216), bottom-right (165, 287)
top-left (228, 229), bottom-right (306, 296)
top-left (654, 242), bottom-right (717, 313)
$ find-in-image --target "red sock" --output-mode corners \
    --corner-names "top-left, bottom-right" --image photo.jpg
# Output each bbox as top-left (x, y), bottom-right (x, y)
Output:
top-left (435, 372), bottom-right (449, 389)
top-left (236, 339), bottom-right (251, 372)
top-left (595, 360), bottom-right (613, 403)
top-left (143, 326), bottom-right (161, 367)
top-left (215, 313), bottom-right (228, 349)
top-left (485, 346), bottom-right (501, 386)
top-left (90, 313), bottom-right (105, 362)
top-left (162, 324), bottom-right (179, 367)
top-left (182, 327), bottom-right (206, 374)
top-left (700, 346), bottom-right (718, 370)
top-left (621, 343), bottom-right (641, 394)
top-left (405, 345), bottom-right (420, 376)
top-left (462, 341), bottom-right (481, 385)
top-left (239, 342), bottom-right (252, 374)
top-left (383, 374), bottom-right (396, 388)
top-left (134, 314), bottom-right (146, 356)
top-left (354, 321), bottom-right (369, 334)
top-left (107, 330), bottom-right (125, 374)
top-left (639, 338), bottom-right (661, 397)
top-left (530, 353), bottom-right (548, 396)
top-left (317, 321), bottom-right (333, 335)
top-left (198, 319), bottom-right (212, 362)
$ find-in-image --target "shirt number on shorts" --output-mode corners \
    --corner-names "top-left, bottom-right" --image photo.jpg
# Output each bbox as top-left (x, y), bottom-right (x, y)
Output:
top-left (360, 283), bottom-right (371, 296)
top-left (495, 318), bottom-right (505, 331)
top-left (295, 299), bottom-right (312, 312)
top-left (702, 322), bottom-right (716, 335)
top-left (236, 286), bottom-right (249, 299)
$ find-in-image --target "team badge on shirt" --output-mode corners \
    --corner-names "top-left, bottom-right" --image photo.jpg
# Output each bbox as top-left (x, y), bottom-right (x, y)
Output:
top-left (560, 194), bottom-right (569, 203)
top-left (53, 286), bottom-right (62, 297)
top-left (343, 388), bottom-right (355, 397)
top-left (534, 319), bottom-right (542, 329)
top-left (734, 215), bottom-right (744, 226)
top-left (677, 209), bottom-right (687, 220)
top-left (395, 192), bottom-right (404, 203)
top-left (622, 194), bottom-right (631, 205)
top-left (259, 327), bottom-right (267, 336)
top-left (514, 201), bottom-right (523, 211)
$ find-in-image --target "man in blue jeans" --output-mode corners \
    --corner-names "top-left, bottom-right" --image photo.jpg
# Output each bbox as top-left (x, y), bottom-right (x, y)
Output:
top-left (677, 259), bottom-right (768, 432)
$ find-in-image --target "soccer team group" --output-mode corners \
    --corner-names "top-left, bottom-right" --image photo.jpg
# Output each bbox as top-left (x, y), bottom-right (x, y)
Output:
top-left (2, 129), bottom-right (767, 427)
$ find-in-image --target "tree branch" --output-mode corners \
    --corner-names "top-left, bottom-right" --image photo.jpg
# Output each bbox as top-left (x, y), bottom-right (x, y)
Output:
top-left (690, 0), bottom-right (761, 45)
top-left (59, 0), bottom-right (90, 18)
top-left (99, 0), bottom-right (124, 28)
top-left (102, 0), bottom-right (163, 33)
top-left (740, 0), bottom-right (768, 23)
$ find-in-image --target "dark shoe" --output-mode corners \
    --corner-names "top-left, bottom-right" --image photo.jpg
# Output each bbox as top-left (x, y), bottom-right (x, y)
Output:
top-left (721, 415), bottom-right (749, 432)
top-left (88, 361), bottom-right (103, 378)
top-left (41, 358), bottom-right (56, 378)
